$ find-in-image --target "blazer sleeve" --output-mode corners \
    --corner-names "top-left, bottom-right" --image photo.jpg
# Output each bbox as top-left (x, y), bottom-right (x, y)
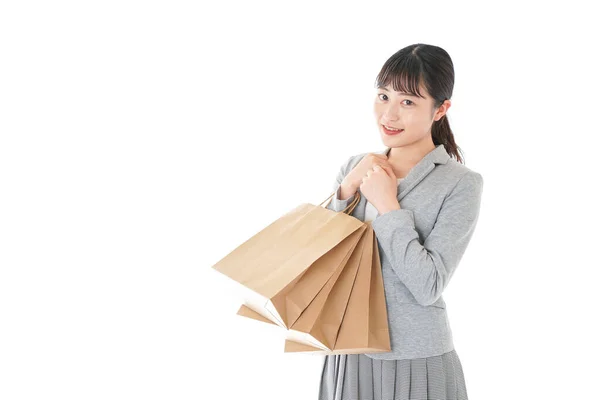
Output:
top-left (371, 170), bottom-right (484, 306)
top-left (325, 156), bottom-right (358, 212)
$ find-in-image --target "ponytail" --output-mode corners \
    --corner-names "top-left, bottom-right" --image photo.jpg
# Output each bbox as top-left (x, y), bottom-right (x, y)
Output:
top-left (431, 113), bottom-right (464, 164)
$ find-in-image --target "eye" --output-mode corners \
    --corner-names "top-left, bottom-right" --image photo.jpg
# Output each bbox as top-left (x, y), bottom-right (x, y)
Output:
top-left (377, 93), bottom-right (414, 106)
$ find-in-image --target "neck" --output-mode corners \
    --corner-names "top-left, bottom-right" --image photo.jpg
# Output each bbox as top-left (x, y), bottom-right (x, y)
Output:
top-left (387, 139), bottom-right (436, 179)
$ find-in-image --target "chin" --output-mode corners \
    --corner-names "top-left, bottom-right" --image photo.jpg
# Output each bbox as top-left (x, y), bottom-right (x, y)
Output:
top-left (382, 134), bottom-right (403, 143)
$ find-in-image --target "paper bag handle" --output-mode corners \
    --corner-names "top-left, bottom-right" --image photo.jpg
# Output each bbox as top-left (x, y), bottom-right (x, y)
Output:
top-left (319, 188), bottom-right (361, 215)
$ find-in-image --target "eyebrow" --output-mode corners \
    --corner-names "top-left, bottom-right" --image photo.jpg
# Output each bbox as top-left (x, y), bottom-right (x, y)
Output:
top-left (378, 87), bottom-right (420, 97)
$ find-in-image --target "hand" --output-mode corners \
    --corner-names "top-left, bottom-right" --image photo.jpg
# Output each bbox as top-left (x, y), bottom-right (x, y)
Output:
top-left (342, 153), bottom-right (394, 192)
top-left (359, 163), bottom-right (401, 215)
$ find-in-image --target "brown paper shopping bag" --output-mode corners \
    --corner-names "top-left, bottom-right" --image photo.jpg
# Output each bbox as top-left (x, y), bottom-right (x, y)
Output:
top-left (212, 190), bottom-right (363, 329)
top-left (284, 223), bottom-right (391, 355)
top-left (270, 223), bottom-right (366, 328)
top-left (284, 226), bottom-right (367, 350)
top-left (237, 222), bottom-right (391, 355)
top-left (237, 222), bottom-right (367, 350)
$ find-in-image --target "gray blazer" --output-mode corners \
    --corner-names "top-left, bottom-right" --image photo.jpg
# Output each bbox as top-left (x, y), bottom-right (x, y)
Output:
top-left (325, 144), bottom-right (483, 360)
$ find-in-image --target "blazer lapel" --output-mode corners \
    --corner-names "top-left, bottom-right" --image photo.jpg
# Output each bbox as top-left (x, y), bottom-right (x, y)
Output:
top-left (378, 144), bottom-right (450, 201)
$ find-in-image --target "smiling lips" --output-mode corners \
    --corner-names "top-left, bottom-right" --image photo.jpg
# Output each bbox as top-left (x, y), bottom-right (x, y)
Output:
top-left (382, 124), bottom-right (404, 135)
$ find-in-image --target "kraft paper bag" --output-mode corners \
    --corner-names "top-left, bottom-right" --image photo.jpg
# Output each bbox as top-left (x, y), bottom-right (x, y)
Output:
top-left (237, 223), bottom-right (391, 355)
top-left (237, 303), bottom-right (278, 325)
top-left (237, 224), bottom-right (366, 349)
top-left (291, 225), bottom-right (367, 350)
top-left (269, 223), bottom-right (366, 328)
top-left (284, 224), bottom-right (391, 355)
top-left (285, 227), bottom-right (366, 350)
top-left (212, 190), bottom-right (363, 329)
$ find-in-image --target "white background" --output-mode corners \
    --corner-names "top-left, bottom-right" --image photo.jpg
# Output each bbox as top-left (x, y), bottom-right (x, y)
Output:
top-left (1, 1), bottom-right (599, 399)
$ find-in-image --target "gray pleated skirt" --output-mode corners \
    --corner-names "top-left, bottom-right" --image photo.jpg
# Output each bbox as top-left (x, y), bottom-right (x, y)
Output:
top-left (318, 349), bottom-right (468, 400)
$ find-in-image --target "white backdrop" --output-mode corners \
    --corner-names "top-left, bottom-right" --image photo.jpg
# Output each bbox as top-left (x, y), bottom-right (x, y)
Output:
top-left (1, 1), bottom-right (599, 399)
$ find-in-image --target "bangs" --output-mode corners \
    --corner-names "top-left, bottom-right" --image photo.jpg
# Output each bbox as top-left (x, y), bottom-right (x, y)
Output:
top-left (375, 57), bottom-right (426, 99)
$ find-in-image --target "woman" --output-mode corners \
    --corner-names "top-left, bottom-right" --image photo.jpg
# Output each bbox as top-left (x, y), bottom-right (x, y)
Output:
top-left (319, 43), bottom-right (483, 400)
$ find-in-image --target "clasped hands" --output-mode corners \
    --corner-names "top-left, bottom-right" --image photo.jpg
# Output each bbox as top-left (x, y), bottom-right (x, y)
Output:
top-left (360, 164), bottom-right (401, 215)
top-left (342, 154), bottom-right (401, 215)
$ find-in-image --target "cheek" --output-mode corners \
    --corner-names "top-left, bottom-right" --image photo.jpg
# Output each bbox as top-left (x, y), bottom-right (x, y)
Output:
top-left (404, 112), bottom-right (428, 127)
top-left (403, 114), bottom-right (416, 125)
top-left (373, 103), bottom-right (383, 115)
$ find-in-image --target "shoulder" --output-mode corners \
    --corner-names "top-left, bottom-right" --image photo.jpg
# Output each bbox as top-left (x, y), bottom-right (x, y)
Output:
top-left (339, 150), bottom-right (484, 192)
top-left (439, 158), bottom-right (484, 198)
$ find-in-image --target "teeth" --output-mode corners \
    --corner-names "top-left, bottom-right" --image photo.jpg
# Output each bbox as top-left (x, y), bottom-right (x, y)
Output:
top-left (384, 125), bottom-right (401, 131)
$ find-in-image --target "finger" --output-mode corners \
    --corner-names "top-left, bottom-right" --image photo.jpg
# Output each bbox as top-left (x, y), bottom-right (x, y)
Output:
top-left (371, 154), bottom-right (388, 159)
top-left (374, 160), bottom-right (393, 172)
top-left (372, 165), bottom-right (388, 178)
top-left (378, 163), bottom-right (395, 177)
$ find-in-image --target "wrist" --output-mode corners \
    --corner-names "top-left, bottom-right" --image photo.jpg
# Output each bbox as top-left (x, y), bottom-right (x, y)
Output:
top-left (339, 180), bottom-right (358, 200)
top-left (379, 200), bottom-right (401, 215)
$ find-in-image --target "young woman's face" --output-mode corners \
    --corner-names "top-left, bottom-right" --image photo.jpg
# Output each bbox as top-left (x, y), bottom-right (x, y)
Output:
top-left (373, 83), bottom-right (450, 147)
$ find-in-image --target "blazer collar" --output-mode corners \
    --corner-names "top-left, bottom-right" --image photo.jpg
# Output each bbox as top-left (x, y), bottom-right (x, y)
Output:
top-left (378, 144), bottom-right (450, 201)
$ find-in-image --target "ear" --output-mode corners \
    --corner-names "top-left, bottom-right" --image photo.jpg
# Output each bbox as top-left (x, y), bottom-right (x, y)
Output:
top-left (434, 99), bottom-right (451, 121)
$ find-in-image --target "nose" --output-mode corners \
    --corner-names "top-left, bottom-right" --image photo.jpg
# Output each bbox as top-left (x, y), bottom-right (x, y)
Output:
top-left (382, 105), bottom-right (400, 122)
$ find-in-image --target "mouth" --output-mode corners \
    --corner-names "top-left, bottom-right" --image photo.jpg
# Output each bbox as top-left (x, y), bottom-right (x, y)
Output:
top-left (381, 124), bottom-right (404, 136)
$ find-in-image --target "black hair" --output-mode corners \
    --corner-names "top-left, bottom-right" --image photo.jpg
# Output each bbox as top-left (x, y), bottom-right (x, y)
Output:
top-left (374, 43), bottom-right (465, 163)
